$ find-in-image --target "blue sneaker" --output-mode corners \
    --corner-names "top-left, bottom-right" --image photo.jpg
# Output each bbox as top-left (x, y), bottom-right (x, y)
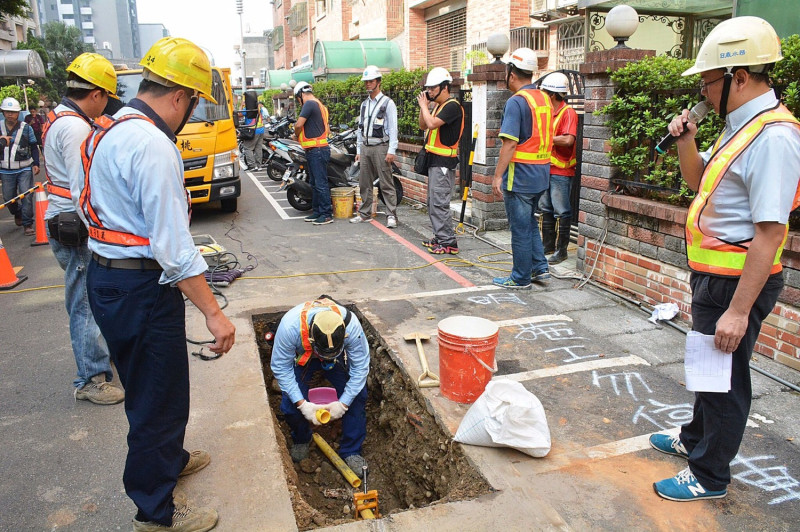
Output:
top-left (492, 276), bottom-right (532, 290)
top-left (532, 270), bottom-right (551, 282)
top-left (653, 467), bottom-right (727, 502)
top-left (312, 216), bottom-right (334, 225)
top-left (304, 214), bottom-right (318, 222)
top-left (649, 433), bottom-right (689, 459)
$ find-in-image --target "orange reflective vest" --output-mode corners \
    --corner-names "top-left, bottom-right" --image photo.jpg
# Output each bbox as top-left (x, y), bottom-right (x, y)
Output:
top-left (296, 298), bottom-right (343, 366)
top-left (686, 103), bottom-right (800, 277)
top-left (510, 89), bottom-right (553, 164)
top-left (424, 99), bottom-right (464, 158)
top-left (298, 101), bottom-right (329, 149)
top-left (550, 103), bottom-right (577, 170)
top-left (41, 109), bottom-right (88, 199)
top-left (80, 114), bottom-right (154, 247)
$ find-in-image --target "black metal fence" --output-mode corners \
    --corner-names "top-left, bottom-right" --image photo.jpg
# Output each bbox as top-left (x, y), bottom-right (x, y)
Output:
top-left (322, 89), bottom-right (424, 144)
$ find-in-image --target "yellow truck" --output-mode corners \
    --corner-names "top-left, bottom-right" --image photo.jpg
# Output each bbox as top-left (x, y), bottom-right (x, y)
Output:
top-left (114, 66), bottom-right (241, 212)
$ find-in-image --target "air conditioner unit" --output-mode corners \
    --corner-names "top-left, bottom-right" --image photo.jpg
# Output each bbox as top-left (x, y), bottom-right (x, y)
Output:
top-left (102, 41), bottom-right (112, 50)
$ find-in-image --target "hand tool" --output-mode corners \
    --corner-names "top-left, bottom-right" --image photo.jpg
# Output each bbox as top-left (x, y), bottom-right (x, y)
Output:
top-left (404, 332), bottom-right (440, 388)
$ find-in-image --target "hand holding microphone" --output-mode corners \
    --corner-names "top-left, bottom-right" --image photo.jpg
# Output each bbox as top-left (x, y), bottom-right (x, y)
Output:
top-left (655, 101), bottom-right (710, 154)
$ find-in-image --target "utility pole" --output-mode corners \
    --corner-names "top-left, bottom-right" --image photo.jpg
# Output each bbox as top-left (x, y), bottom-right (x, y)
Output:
top-left (236, 0), bottom-right (247, 91)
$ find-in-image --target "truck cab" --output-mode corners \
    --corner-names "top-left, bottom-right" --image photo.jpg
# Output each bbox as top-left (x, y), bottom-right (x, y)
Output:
top-left (114, 67), bottom-right (241, 212)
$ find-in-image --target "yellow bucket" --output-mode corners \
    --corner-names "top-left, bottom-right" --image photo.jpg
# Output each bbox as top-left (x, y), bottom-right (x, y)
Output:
top-left (331, 187), bottom-right (355, 219)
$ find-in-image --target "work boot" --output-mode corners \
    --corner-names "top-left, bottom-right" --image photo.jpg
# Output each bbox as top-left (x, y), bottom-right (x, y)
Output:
top-left (132, 501), bottom-right (218, 532)
top-left (540, 212), bottom-right (556, 255)
top-left (14, 213), bottom-right (22, 226)
top-left (344, 454), bottom-right (367, 472)
top-left (74, 375), bottom-right (124, 405)
top-left (290, 443), bottom-right (310, 462)
top-left (179, 450), bottom-right (211, 477)
top-left (548, 217), bottom-right (571, 265)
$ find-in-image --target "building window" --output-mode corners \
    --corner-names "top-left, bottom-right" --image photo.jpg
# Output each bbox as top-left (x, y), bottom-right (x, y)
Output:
top-left (426, 7), bottom-right (466, 73)
top-left (274, 25), bottom-right (284, 51)
top-left (510, 26), bottom-right (549, 53)
top-left (315, 0), bottom-right (326, 18)
top-left (557, 19), bottom-right (585, 70)
top-left (289, 2), bottom-right (308, 36)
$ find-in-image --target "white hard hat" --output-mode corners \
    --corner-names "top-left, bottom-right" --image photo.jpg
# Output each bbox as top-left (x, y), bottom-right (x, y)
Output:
top-left (293, 81), bottom-right (312, 96)
top-left (506, 47), bottom-right (537, 73)
top-left (682, 16), bottom-right (782, 76)
top-left (361, 65), bottom-right (381, 81)
top-left (1, 97), bottom-right (22, 112)
top-left (424, 67), bottom-right (452, 87)
top-left (541, 72), bottom-right (569, 94)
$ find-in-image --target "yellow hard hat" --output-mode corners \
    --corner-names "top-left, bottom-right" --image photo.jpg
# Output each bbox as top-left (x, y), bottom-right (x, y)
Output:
top-left (66, 53), bottom-right (117, 95)
top-left (139, 37), bottom-right (217, 104)
top-left (682, 16), bottom-right (782, 76)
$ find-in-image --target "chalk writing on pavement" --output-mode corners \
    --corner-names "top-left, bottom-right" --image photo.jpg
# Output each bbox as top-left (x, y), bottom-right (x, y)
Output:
top-left (515, 322), bottom-right (586, 342)
top-left (731, 454), bottom-right (800, 505)
top-left (468, 293), bottom-right (527, 306)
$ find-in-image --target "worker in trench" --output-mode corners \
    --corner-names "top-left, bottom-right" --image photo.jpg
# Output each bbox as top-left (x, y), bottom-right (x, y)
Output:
top-left (270, 297), bottom-right (370, 472)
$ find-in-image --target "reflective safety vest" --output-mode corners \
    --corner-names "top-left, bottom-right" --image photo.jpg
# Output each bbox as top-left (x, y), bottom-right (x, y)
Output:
top-left (0, 120), bottom-right (34, 170)
top-left (686, 103), bottom-right (800, 277)
top-left (510, 89), bottom-right (553, 165)
top-left (296, 298), bottom-right (344, 366)
top-left (550, 103), bottom-right (577, 169)
top-left (41, 109), bottom-right (88, 199)
top-left (80, 114), bottom-right (155, 247)
top-left (298, 100), bottom-right (329, 149)
top-left (424, 99), bottom-right (464, 158)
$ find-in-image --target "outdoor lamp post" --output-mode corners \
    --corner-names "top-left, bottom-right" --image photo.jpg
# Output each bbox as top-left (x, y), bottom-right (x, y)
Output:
top-left (487, 33), bottom-right (510, 63)
top-left (606, 5), bottom-right (639, 49)
top-left (236, 0), bottom-right (247, 90)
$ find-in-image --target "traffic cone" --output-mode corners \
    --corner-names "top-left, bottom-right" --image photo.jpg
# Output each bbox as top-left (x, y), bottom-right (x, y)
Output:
top-left (0, 235), bottom-right (28, 290)
top-left (31, 182), bottom-right (49, 247)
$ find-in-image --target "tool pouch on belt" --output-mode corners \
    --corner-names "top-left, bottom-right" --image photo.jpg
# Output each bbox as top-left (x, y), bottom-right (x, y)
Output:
top-left (48, 212), bottom-right (89, 247)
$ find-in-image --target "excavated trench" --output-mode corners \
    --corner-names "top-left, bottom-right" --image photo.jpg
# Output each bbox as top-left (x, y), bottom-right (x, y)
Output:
top-left (252, 304), bottom-right (491, 530)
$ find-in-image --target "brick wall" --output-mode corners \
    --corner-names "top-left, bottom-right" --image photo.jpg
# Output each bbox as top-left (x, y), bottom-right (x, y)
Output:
top-left (466, 1), bottom-right (510, 49)
top-left (407, 9), bottom-right (427, 69)
top-left (576, 48), bottom-right (800, 371)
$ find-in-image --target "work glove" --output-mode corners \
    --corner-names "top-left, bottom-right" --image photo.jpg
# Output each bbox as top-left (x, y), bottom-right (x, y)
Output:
top-left (298, 400), bottom-right (323, 426)
top-left (326, 401), bottom-right (348, 421)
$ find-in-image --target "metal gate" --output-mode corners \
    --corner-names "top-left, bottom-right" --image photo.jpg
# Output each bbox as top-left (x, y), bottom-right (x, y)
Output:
top-left (457, 88), bottom-right (473, 192)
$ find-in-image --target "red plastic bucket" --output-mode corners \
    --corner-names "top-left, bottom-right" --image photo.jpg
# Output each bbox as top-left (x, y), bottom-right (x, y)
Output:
top-left (437, 316), bottom-right (499, 403)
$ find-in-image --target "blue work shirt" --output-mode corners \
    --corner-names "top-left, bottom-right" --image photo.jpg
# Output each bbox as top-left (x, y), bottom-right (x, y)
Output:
top-left (270, 302), bottom-right (370, 407)
top-left (83, 98), bottom-right (207, 286)
top-left (499, 83), bottom-right (550, 194)
top-left (43, 98), bottom-right (93, 221)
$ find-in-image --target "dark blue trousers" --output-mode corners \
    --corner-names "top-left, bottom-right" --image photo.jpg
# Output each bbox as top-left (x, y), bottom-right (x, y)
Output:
top-left (681, 272), bottom-right (783, 491)
top-left (280, 357), bottom-right (367, 458)
top-left (306, 146), bottom-right (332, 218)
top-left (87, 261), bottom-right (190, 525)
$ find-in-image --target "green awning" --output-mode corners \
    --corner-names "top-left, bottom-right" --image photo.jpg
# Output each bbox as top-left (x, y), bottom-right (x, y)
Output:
top-left (312, 40), bottom-right (403, 81)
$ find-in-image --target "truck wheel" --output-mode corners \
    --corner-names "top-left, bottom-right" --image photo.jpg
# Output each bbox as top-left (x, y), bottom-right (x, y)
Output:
top-left (287, 189), bottom-right (312, 211)
top-left (220, 198), bottom-right (238, 213)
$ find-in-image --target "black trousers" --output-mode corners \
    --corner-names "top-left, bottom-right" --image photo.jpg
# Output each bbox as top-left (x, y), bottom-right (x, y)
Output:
top-left (87, 261), bottom-right (191, 525)
top-left (680, 271), bottom-right (783, 491)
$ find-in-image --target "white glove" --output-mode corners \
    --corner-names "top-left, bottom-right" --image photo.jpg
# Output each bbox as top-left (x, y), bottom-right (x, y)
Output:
top-left (298, 401), bottom-right (323, 426)
top-left (326, 401), bottom-right (348, 421)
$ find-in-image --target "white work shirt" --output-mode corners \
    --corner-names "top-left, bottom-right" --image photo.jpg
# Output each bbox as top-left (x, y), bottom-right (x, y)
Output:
top-left (83, 101), bottom-right (207, 285)
top-left (43, 101), bottom-right (92, 221)
top-left (270, 302), bottom-right (370, 406)
top-left (356, 91), bottom-right (398, 156)
top-left (699, 91), bottom-right (800, 243)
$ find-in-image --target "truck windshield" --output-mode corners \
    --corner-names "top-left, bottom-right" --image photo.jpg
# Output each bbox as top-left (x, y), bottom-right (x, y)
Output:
top-left (115, 70), bottom-right (230, 123)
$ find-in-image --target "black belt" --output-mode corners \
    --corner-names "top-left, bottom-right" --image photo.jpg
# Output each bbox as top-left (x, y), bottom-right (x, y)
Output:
top-left (363, 140), bottom-right (388, 146)
top-left (92, 252), bottom-right (162, 270)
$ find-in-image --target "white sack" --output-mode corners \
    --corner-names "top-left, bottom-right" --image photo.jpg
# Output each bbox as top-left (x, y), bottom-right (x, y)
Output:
top-left (453, 380), bottom-right (551, 457)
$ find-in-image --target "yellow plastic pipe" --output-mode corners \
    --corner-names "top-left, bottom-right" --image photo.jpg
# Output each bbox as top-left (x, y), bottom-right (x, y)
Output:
top-left (315, 409), bottom-right (330, 424)
top-left (312, 433), bottom-right (362, 488)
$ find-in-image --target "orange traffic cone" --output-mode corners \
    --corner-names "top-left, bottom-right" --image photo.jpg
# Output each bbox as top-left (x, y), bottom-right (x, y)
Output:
top-left (31, 182), bottom-right (49, 247)
top-left (0, 235), bottom-right (28, 290)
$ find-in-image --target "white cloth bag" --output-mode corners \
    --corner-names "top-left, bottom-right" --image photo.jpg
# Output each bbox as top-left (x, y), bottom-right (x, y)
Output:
top-left (454, 380), bottom-right (551, 457)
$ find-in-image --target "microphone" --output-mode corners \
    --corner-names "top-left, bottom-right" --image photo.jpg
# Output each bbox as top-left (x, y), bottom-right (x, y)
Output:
top-left (655, 101), bottom-right (710, 154)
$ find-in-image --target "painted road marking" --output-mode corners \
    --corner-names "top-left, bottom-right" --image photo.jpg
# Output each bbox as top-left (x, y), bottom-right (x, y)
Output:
top-left (496, 354), bottom-right (650, 382)
top-left (247, 170), bottom-right (291, 220)
top-left (494, 315), bottom-right (572, 328)
top-left (372, 285), bottom-right (497, 302)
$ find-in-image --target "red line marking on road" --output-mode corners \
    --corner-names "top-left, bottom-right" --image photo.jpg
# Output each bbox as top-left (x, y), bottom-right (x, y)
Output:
top-left (369, 220), bottom-right (474, 288)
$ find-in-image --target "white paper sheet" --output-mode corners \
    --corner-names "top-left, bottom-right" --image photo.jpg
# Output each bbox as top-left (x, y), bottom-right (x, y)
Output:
top-left (684, 331), bottom-right (732, 392)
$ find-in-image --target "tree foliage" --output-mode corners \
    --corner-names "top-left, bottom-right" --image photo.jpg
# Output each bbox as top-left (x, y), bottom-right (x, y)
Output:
top-left (32, 22), bottom-right (93, 100)
top-left (0, 0), bottom-right (29, 21)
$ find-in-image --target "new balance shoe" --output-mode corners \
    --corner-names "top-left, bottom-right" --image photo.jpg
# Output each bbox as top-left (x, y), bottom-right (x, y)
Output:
top-left (653, 467), bottom-right (727, 502)
top-left (179, 450), bottom-right (211, 477)
top-left (312, 216), bottom-right (334, 225)
top-left (532, 270), bottom-right (551, 282)
top-left (422, 238), bottom-right (439, 249)
top-left (429, 244), bottom-right (459, 255)
top-left (493, 276), bottom-right (532, 290)
top-left (649, 433), bottom-right (689, 459)
top-left (304, 214), bottom-right (318, 222)
top-left (386, 215), bottom-right (397, 229)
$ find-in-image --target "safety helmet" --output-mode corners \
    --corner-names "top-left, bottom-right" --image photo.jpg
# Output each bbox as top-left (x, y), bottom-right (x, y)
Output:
top-left (424, 67), bottom-right (452, 87)
top-left (1, 97), bottom-right (21, 112)
top-left (361, 65), bottom-right (382, 81)
top-left (506, 47), bottom-right (538, 73)
top-left (682, 16), bottom-right (782, 76)
top-left (540, 72), bottom-right (569, 94)
top-left (309, 310), bottom-right (346, 360)
top-left (294, 81), bottom-right (313, 96)
top-left (139, 37), bottom-right (217, 104)
top-left (66, 52), bottom-right (117, 94)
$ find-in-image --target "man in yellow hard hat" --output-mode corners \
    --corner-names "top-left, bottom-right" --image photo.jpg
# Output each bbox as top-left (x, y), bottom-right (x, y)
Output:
top-left (42, 52), bottom-right (124, 405)
top-left (79, 37), bottom-right (235, 531)
top-left (649, 17), bottom-right (800, 502)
